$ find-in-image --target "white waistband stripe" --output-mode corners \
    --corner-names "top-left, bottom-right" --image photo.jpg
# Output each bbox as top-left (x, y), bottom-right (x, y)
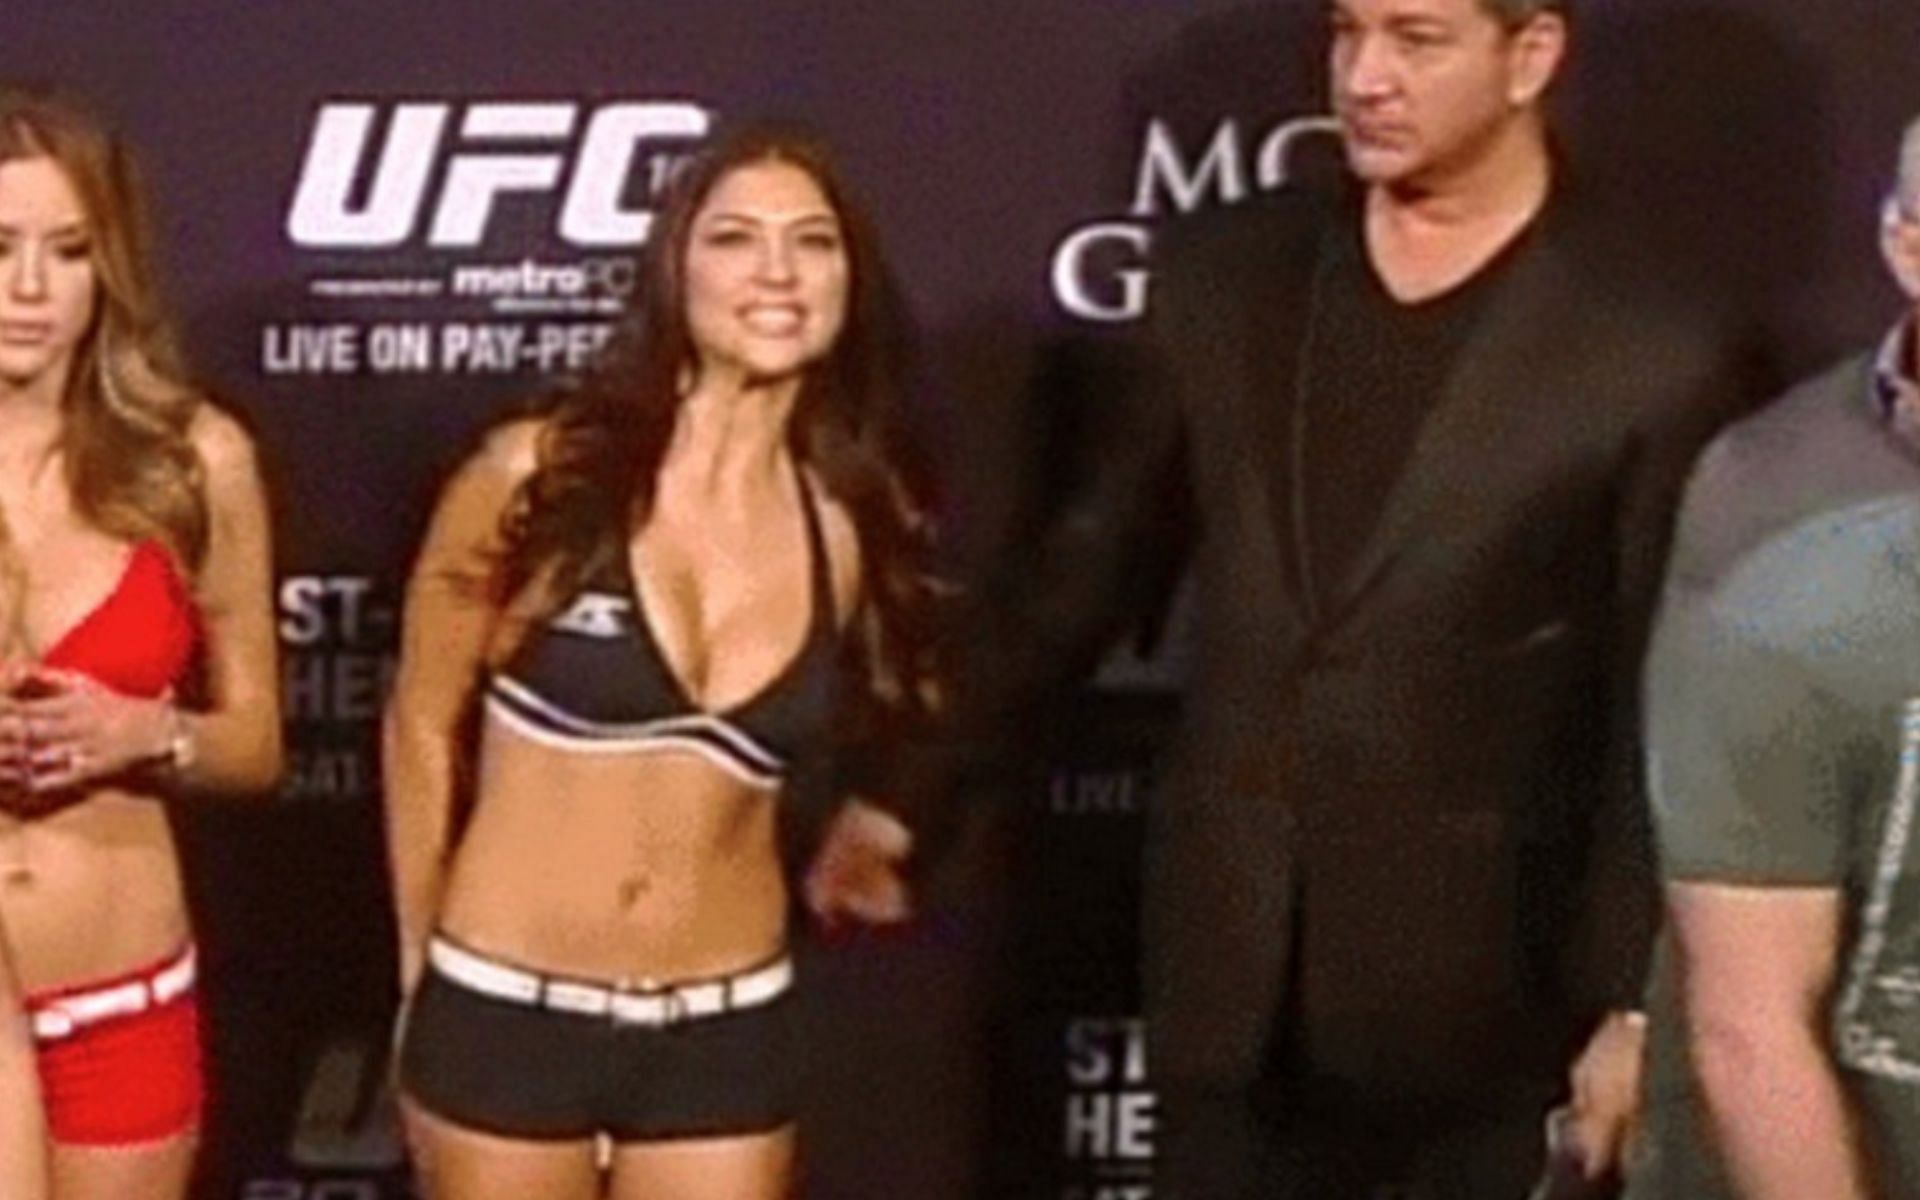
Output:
top-left (28, 946), bottom-right (198, 1042)
top-left (427, 937), bottom-right (792, 1029)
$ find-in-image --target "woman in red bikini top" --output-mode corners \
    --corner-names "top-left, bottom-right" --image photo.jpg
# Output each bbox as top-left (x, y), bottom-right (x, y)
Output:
top-left (0, 89), bottom-right (282, 1199)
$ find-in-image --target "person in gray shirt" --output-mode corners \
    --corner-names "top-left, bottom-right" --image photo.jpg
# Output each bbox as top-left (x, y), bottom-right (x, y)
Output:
top-left (1630, 115), bottom-right (1920, 1200)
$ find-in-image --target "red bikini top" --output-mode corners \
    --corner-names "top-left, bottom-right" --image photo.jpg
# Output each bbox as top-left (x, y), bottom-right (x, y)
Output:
top-left (39, 540), bottom-right (198, 698)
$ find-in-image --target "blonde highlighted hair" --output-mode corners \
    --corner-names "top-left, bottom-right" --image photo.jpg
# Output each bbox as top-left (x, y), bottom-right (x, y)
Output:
top-left (0, 88), bottom-right (208, 575)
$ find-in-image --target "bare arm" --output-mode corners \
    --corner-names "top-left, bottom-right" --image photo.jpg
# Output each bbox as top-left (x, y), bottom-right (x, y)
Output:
top-left (177, 405), bottom-right (284, 793)
top-left (0, 928), bottom-right (48, 1200)
top-left (6, 405), bottom-right (282, 798)
top-left (382, 422), bottom-right (532, 997)
top-left (1669, 881), bottom-right (1872, 1200)
top-left (799, 496), bottom-right (919, 925)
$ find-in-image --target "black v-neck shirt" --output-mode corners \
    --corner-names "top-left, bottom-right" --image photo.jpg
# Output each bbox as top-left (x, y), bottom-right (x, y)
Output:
top-left (1293, 197), bottom-right (1542, 611)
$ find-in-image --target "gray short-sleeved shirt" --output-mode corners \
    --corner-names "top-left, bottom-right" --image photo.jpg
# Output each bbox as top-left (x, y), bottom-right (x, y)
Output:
top-left (1628, 353), bottom-right (1920, 1199)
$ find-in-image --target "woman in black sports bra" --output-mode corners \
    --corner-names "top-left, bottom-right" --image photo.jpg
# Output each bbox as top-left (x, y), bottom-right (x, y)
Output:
top-left (384, 124), bottom-right (942, 1200)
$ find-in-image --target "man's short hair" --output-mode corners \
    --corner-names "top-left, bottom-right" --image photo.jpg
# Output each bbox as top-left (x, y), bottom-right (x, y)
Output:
top-left (1479, 0), bottom-right (1570, 27)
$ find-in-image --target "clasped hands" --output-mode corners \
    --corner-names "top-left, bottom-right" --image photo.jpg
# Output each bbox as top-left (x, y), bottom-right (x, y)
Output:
top-left (0, 662), bottom-right (173, 802)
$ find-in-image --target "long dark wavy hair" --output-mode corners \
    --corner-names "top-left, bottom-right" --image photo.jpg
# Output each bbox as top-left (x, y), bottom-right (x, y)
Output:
top-left (498, 123), bottom-right (943, 721)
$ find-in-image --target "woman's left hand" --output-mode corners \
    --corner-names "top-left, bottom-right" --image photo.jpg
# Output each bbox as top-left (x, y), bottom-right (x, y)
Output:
top-left (804, 800), bottom-right (915, 929)
top-left (0, 669), bottom-right (172, 795)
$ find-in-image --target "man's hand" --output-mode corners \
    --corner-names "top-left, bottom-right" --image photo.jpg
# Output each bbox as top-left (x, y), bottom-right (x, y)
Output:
top-left (803, 800), bottom-right (914, 928)
top-left (1566, 1009), bottom-right (1648, 1180)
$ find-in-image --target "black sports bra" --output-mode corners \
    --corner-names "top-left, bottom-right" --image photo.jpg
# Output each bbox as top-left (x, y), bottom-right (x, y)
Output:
top-left (483, 475), bottom-right (837, 790)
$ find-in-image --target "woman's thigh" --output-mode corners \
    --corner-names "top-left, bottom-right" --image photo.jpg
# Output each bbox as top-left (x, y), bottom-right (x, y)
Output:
top-left (51, 1134), bottom-right (195, 1200)
top-left (404, 1102), bottom-right (600, 1200)
top-left (607, 1126), bottom-right (796, 1200)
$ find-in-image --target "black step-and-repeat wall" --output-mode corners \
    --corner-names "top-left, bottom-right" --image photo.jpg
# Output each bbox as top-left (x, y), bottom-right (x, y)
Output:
top-left (5, 3), bottom-right (1918, 1197)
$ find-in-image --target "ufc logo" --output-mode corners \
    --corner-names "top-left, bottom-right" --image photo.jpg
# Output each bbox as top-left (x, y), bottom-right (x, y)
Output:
top-left (285, 101), bottom-right (711, 249)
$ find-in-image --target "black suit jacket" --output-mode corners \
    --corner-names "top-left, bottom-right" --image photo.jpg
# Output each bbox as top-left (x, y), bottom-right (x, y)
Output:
top-left (961, 184), bottom-right (1757, 1114)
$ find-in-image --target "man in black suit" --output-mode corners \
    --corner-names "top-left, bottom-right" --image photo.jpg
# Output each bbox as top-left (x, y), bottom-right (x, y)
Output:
top-left (954, 0), bottom-right (1756, 1195)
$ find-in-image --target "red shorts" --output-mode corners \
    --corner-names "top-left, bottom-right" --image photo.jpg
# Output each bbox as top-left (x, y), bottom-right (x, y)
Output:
top-left (26, 945), bottom-right (205, 1146)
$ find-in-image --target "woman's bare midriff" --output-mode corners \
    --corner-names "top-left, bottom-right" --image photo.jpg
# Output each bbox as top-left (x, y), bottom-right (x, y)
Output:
top-left (0, 787), bottom-right (191, 994)
top-left (435, 712), bottom-right (789, 984)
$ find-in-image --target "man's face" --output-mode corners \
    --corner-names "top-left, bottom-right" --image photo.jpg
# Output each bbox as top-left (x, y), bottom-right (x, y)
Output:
top-left (1883, 192), bottom-right (1920, 301)
top-left (1329, 0), bottom-right (1563, 190)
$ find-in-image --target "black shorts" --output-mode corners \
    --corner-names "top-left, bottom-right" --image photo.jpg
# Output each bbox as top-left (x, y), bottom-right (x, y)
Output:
top-left (397, 953), bottom-right (800, 1142)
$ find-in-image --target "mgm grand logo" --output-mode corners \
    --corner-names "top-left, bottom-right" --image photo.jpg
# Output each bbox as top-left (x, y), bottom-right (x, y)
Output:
top-left (1050, 115), bottom-right (1340, 324)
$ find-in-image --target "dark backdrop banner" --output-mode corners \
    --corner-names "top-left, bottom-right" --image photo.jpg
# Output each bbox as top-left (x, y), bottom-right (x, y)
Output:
top-left (2, 3), bottom-right (1917, 1198)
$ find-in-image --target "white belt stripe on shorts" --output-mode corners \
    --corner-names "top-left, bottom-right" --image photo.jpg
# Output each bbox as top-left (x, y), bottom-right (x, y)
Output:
top-left (427, 937), bottom-right (792, 1029)
top-left (29, 945), bottom-right (197, 1042)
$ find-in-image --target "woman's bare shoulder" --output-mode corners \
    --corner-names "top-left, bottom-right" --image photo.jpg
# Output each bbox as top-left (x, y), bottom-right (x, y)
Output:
top-left (185, 401), bottom-right (260, 483)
